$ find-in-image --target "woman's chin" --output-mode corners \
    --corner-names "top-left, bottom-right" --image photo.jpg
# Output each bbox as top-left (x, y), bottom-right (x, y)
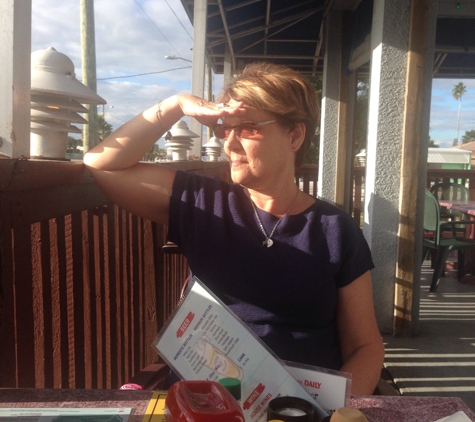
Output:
top-left (230, 169), bottom-right (248, 185)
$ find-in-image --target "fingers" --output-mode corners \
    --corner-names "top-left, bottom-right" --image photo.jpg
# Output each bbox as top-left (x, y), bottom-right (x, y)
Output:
top-left (197, 99), bottom-right (245, 115)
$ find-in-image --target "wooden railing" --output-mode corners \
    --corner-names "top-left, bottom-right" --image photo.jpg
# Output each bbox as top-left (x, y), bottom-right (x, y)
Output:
top-left (1, 160), bottom-right (475, 390)
top-left (0, 159), bottom-right (230, 389)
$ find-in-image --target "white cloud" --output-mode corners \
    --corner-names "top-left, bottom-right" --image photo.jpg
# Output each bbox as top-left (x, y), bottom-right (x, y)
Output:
top-left (32, 0), bottom-right (200, 130)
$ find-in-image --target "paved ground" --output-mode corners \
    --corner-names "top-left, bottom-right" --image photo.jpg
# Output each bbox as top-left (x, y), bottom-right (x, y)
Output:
top-left (383, 261), bottom-right (475, 412)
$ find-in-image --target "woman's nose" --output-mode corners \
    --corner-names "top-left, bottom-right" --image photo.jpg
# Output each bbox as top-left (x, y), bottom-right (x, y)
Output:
top-left (224, 129), bottom-right (242, 152)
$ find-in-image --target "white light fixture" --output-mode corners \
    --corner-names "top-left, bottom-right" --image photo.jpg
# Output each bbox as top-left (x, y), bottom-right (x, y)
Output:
top-left (164, 55), bottom-right (192, 63)
top-left (202, 136), bottom-right (223, 161)
top-left (30, 47), bottom-right (106, 160)
top-left (164, 120), bottom-right (199, 161)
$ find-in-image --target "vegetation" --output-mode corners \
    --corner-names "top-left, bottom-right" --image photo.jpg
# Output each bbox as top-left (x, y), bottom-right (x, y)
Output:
top-left (452, 82), bottom-right (467, 145)
top-left (304, 75), bottom-right (322, 165)
top-left (461, 129), bottom-right (475, 144)
top-left (302, 74), bottom-right (370, 166)
top-left (98, 114), bottom-right (113, 142)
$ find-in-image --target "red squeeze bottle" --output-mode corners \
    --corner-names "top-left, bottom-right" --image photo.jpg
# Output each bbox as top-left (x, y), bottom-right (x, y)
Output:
top-left (165, 380), bottom-right (245, 422)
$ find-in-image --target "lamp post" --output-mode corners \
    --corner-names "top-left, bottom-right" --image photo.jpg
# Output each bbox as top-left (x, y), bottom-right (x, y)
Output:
top-left (30, 47), bottom-right (106, 160)
top-left (165, 54), bottom-right (214, 149)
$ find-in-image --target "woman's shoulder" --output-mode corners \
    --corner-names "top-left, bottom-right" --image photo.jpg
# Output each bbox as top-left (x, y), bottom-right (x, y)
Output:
top-left (307, 197), bottom-right (358, 222)
top-left (172, 170), bottom-right (246, 203)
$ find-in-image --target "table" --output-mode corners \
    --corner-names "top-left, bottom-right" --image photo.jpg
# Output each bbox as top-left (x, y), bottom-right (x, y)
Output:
top-left (438, 200), bottom-right (475, 218)
top-left (1, 389), bottom-right (475, 422)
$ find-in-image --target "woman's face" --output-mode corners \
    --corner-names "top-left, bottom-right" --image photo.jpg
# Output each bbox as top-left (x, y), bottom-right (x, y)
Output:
top-left (221, 99), bottom-right (297, 188)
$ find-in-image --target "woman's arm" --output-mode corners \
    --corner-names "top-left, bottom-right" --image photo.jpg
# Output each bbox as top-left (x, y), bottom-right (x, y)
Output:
top-left (337, 271), bottom-right (385, 395)
top-left (84, 94), bottom-right (244, 224)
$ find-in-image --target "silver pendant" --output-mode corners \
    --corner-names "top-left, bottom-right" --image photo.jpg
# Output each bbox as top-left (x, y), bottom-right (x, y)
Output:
top-left (263, 238), bottom-right (273, 247)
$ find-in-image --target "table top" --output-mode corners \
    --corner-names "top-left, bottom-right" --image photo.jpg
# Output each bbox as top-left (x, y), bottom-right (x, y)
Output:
top-left (438, 199), bottom-right (475, 216)
top-left (1, 389), bottom-right (475, 422)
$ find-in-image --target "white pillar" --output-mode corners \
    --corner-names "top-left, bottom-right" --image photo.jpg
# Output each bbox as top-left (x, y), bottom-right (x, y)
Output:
top-left (364, 0), bottom-right (412, 333)
top-left (0, 0), bottom-right (31, 158)
top-left (318, 11), bottom-right (342, 201)
top-left (189, 0), bottom-right (207, 159)
top-left (223, 44), bottom-right (233, 84)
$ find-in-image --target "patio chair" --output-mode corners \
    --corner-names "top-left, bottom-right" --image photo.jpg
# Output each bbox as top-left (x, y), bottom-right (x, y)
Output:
top-left (430, 182), bottom-right (470, 221)
top-left (423, 189), bottom-right (475, 292)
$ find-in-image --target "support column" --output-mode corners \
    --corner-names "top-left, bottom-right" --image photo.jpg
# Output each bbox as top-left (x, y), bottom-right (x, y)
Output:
top-left (0, 0), bottom-right (31, 158)
top-left (223, 44), bottom-right (233, 85)
top-left (318, 11), bottom-right (342, 202)
top-left (393, 0), bottom-right (437, 336)
top-left (189, 0), bottom-right (207, 159)
top-left (364, 0), bottom-right (412, 333)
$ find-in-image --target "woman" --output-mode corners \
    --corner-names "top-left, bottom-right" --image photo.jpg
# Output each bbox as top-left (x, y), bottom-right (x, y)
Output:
top-left (84, 62), bottom-right (384, 395)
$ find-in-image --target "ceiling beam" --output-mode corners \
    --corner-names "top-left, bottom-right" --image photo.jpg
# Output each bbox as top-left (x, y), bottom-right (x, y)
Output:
top-left (207, 8), bottom-right (321, 48)
top-left (237, 12), bottom-right (319, 54)
top-left (216, 0), bottom-right (236, 72)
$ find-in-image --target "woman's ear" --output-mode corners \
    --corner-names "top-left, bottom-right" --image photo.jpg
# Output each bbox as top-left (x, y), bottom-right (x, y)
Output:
top-left (289, 122), bottom-right (306, 151)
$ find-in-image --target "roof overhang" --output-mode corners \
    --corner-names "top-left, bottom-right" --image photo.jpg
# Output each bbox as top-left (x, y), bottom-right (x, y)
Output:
top-left (181, 0), bottom-right (475, 79)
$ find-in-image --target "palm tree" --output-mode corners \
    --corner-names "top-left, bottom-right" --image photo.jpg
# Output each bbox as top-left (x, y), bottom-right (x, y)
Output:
top-left (453, 82), bottom-right (467, 145)
top-left (98, 114), bottom-right (113, 142)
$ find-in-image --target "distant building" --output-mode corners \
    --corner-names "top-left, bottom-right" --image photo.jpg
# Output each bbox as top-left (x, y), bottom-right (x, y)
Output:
top-left (452, 141), bottom-right (475, 167)
top-left (427, 147), bottom-right (471, 169)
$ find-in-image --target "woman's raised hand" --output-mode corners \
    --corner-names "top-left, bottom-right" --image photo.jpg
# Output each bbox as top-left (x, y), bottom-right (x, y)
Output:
top-left (177, 94), bottom-right (246, 127)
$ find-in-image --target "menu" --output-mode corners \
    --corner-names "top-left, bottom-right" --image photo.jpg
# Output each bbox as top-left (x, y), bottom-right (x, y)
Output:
top-left (152, 277), bottom-right (330, 422)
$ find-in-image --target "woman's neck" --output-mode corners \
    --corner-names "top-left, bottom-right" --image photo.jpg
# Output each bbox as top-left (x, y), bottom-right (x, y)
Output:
top-left (246, 184), bottom-right (301, 217)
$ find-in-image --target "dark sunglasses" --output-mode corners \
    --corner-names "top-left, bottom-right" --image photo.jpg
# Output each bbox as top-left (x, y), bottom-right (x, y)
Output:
top-left (212, 120), bottom-right (276, 140)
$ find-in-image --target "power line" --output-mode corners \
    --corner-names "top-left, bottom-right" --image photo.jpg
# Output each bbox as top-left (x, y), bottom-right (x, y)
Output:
top-left (164, 0), bottom-right (193, 40)
top-left (97, 65), bottom-right (192, 81)
top-left (133, 0), bottom-right (182, 57)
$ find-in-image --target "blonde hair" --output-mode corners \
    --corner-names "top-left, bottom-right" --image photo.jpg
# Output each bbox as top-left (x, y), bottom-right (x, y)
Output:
top-left (218, 62), bottom-right (320, 167)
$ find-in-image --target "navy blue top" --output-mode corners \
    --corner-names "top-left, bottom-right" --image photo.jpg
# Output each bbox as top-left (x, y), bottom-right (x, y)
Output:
top-left (168, 170), bottom-right (374, 370)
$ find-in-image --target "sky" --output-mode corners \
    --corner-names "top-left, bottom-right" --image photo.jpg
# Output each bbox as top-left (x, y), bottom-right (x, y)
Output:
top-left (31, 0), bottom-right (475, 149)
top-left (31, 0), bottom-right (223, 147)
top-left (430, 78), bottom-right (475, 147)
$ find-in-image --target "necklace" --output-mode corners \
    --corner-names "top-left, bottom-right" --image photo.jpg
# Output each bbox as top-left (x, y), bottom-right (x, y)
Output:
top-left (250, 189), bottom-right (300, 248)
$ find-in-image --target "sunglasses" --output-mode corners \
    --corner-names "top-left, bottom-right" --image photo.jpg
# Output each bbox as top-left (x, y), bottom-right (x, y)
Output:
top-left (213, 120), bottom-right (276, 140)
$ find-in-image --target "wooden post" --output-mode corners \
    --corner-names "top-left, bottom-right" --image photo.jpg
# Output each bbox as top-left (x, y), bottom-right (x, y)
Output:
top-left (393, 0), bottom-right (430, 336)
top-left (0, 0), bottom-right (31, 158)
top-left (80, 0), bottom-right (99, 153)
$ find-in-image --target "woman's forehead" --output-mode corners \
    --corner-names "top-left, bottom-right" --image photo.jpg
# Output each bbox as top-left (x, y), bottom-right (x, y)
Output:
top-left (223, 104), bottom-right (274, 123)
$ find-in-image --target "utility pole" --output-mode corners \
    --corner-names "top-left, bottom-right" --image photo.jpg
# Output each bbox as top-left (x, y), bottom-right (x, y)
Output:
top-left (80, 0), bottom-right (98, 153)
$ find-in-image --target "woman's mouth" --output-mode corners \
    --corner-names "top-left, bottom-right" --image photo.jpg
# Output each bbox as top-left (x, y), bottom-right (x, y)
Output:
top-left (231, 160), bottom-right (246, 167)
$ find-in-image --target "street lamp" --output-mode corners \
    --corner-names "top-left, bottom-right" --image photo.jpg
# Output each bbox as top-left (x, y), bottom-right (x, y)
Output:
top-left (164, 55), bottom-right (192, 63)
top-left (30, 47), bottom-right (105, 160)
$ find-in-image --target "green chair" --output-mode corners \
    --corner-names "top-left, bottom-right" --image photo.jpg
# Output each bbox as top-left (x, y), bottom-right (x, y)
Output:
top-left (430, 182), bottom-right (470, 221)
top-left (422, 189), bottom-right (475, 292)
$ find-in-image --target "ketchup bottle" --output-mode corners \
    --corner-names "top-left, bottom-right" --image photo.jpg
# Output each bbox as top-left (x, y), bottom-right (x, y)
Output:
top-left (164, 380), bottom-right (245, 422)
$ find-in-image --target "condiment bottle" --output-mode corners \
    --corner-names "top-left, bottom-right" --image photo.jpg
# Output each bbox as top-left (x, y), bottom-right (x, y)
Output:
top-left (164, 380), bottom-right (244, 422)
top-left (267, 396), bottom-right (315, 422)
top-left (218, 377), bottom-right (241, 402)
